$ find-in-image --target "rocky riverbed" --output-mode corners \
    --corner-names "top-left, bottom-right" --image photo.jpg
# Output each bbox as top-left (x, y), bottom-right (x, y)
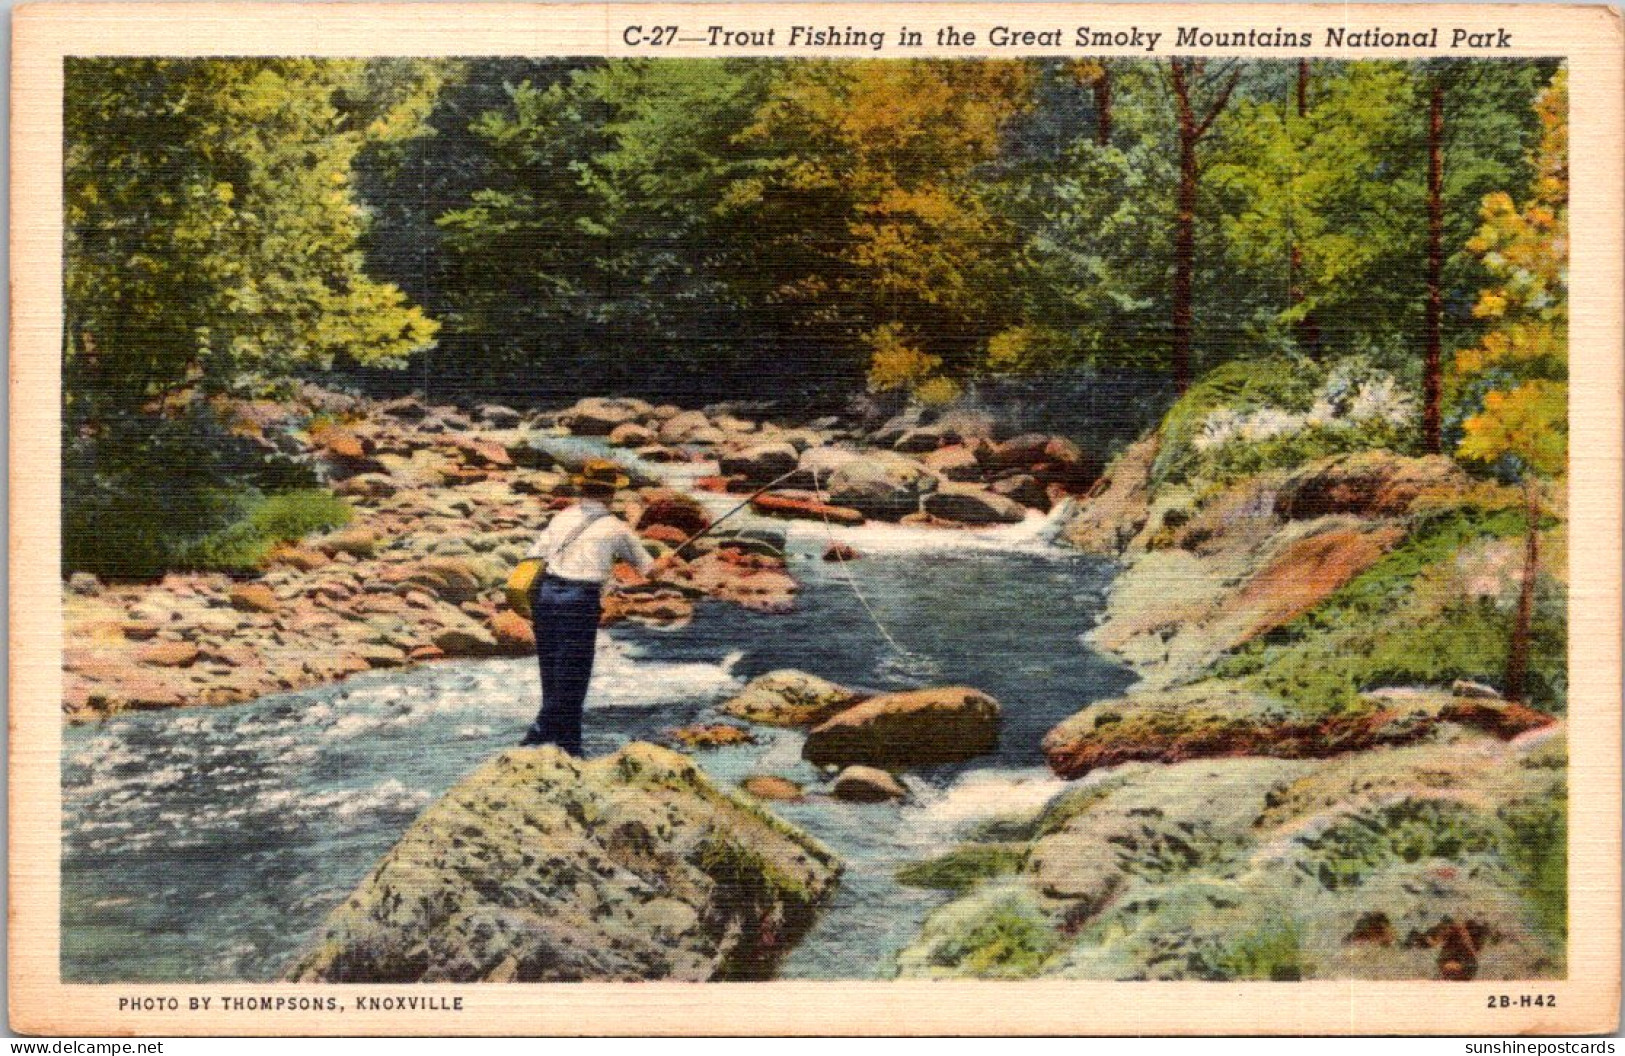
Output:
top-left (62, 389), bottom-right (1097, 720)
top-left (891, 432), bottom-right (1569, 982)
top-left (62, 384), bottom-right (1567, 984)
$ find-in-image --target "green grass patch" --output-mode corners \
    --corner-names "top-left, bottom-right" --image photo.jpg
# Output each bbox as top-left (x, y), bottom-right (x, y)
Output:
top-left (248, 488), bottom-right (353, 539)
top-left (175, 488), bottom-right (353, 573)
top-left (896, 845), bottom-right (1026, 894)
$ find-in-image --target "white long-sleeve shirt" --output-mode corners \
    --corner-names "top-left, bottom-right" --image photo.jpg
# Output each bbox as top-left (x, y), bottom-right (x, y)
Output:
top-left (526, 499), bottom-right (653, 586)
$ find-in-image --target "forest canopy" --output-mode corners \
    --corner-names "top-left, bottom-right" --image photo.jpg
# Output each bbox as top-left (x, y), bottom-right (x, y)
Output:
top-left (62, 56), bottom-right (1565, 576)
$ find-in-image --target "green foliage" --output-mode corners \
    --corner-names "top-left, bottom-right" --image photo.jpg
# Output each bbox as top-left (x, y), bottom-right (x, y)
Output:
top-left (1194, 421), bottom-right (1409, 486)
top-left (65, 58), bottom-right (441, 410)
top-left (63, 58), bottom-right (439, 577)
top-left (175, 489), bottom-right (353, 574)
top-left (926, 893), bottom-right (1061, 977)
top-left (1500, 796), bottom-right (1568, 945)
top-left (1151, 356), bottom-right (1321, 483)
top-left (61, 401), bottom-right (322, 579)
top-left (1210, 919), bottom-right (1306, 981)
top-left (896, 845), bottom-right (1026, 894)
top-left (1218, 506), bottom-right (1567, 712)
top-left (248, 489), bottom-right (354, 540)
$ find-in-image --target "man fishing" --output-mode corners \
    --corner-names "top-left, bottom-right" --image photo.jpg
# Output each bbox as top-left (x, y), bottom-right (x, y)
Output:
top-left (516, 458), bottom-right (675, 754)
top-left (513, 455), bottom-right (851, 753)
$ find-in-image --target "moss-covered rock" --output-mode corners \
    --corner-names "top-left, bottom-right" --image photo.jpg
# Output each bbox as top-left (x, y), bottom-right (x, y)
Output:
top-left (720, 669), bottom-right (867, 727)
top-left (895, 727), bottom-right (1566, 981)
top-left (286, 743), bottom-right (840, 983)
top-left (803, 686), bottom-right (1001, 768)
top-left (1043, 683), bottom-right (1553, 780)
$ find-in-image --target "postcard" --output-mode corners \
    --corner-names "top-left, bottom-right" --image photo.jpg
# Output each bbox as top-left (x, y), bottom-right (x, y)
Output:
top-left (9, 1), bottom-right (1622, 1036)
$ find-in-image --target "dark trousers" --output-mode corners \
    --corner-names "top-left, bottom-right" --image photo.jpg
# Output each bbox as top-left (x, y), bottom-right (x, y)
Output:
top-left (522, 575), bottom-right (602, 755)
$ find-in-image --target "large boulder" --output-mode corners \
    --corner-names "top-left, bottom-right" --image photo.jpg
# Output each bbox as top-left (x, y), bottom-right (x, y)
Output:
top-left (988, 473), bottom-right (1051, 511)
top-left (718, 442), bottom-right (800, 486)
top-left (559, 397), bottom-right (648, 436)
top-left (721, 669), bottom-right (867, 727)
top-left (286, 744), bottom-right (841, 982)
top-left (923, 484), bottom-right (1027, 525)
top-left (636, 489), bottom-right (711, 537)
top-left (1063, 435), bottom-right (1158, 555)
top-left (608, 422), bottom-right (657, 448)
top-left (921, 444), bottom-right (987, 482)
top-left (802, 687), bottom-right (1001, 768)
top-left (658, 410), bottom-right (713, 444)
top-left (1275, 452), bottom-right (1469, 521)
top-left (823, 452), bottom-right (938, 521)
top-left (1040, 682), bottom-right (1556, 781)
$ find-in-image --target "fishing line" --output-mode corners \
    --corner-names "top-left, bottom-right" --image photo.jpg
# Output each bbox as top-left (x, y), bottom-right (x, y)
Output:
top-left (659, 457), bottom-right (915, 660)
top-left (808, 466), bottom-right (914, 660)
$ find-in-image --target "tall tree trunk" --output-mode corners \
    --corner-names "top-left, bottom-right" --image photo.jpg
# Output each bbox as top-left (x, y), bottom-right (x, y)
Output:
top-left (1291, 60), bottom-right (1321, 357)
top-left (1168, 60), bottom-right (1241, 395)
top-left (1423, 79), bottom-right (1445, 454)
top-left (1094, 66), bottom-right (1112, 147)
top-left (1505, 479), bottom-right (1541, 704)
top-left (1174, 115), bottom-right (1197, 393)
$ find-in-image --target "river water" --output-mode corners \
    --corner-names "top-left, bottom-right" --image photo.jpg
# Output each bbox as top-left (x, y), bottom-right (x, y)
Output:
top-left (60, 439), bottom-right (1134, 982)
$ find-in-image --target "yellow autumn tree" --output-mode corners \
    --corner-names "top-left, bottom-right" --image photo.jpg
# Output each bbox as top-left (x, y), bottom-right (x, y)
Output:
top-left (737, 60), bottom-right (1036, 402)
top-left (1454, 67), bottom-right (1567, 703)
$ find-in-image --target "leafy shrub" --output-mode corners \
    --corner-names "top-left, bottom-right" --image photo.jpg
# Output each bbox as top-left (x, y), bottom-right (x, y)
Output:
top-left (1154, 357), bottom-right (1421, 487)
top-left (1152, 356), bottom-right (1322, 484)
top-left (1500, 796), bottom-right (1568, 946)
top-left (248, 489), bottom-right (352, 540)
top-left (62, 404), bottom-right (319, 579)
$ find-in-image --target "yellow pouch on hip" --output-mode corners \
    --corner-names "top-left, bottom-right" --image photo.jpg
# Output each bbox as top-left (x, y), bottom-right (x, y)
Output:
top-left (505, 558), bottom-right (545, 618)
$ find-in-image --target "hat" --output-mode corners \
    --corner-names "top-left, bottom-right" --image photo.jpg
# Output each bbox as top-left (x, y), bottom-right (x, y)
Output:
top-left (572, 457), bottom-right (631, 491)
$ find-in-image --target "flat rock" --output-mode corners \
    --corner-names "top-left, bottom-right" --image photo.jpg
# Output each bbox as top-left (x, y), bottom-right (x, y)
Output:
top-left (831, 766), bottom-right (909, 803)
top-left (721, 670), bottom-right (866, 727)
top-left (923, 484), bottom-right (1027, 525)
top-left (740, 776), bottom-right (805, 802)
top-left (803, 687), bottom-right (1001, 768)
top-left (228, 583), bottom-right (280, 613)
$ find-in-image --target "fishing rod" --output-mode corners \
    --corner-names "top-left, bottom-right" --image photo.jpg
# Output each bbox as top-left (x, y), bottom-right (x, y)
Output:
top-left (665, 465), bottom-right (809, 559)
top-left (659, 462), bottom-right (919, 662)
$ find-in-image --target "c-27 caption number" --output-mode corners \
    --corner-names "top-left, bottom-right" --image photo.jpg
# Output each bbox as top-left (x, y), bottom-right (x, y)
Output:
top-left (1487, 994), bottom-right (1557, 1008)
